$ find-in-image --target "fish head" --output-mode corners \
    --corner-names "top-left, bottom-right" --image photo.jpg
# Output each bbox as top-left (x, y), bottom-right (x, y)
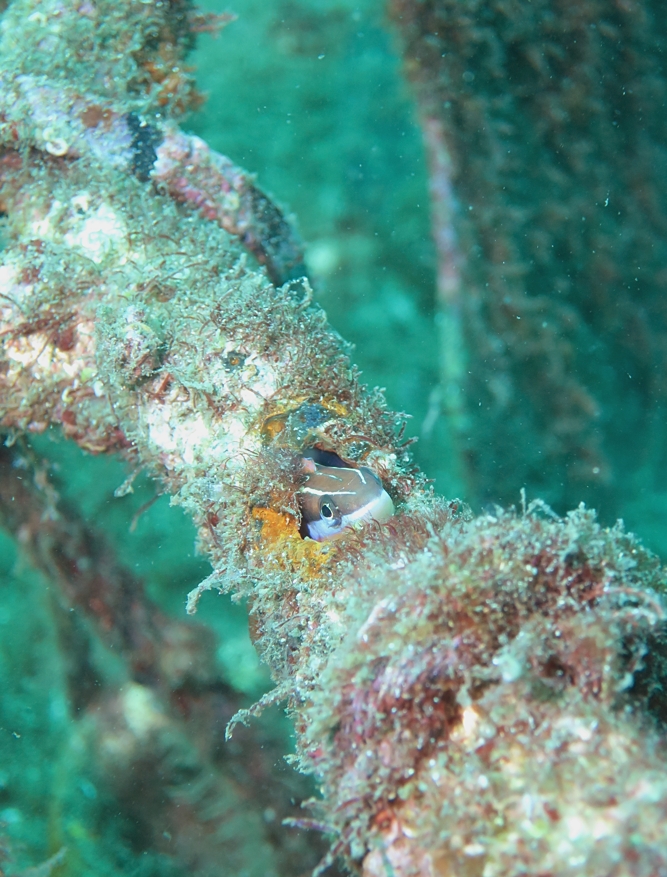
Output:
top-left (299, 461), bottom-right (394, 541)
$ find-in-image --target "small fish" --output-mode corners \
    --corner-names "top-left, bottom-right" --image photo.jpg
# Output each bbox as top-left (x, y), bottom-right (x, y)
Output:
top-left (299, 458), bottom-right (395, 542)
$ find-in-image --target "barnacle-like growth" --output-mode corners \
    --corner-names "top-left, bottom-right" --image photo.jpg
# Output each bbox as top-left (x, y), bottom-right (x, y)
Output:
top-left (1, 1), bottom-right (667, 875)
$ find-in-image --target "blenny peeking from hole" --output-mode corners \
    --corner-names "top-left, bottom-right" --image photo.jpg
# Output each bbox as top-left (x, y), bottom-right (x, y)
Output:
top-left (298, 449), bottom-right (395, 542)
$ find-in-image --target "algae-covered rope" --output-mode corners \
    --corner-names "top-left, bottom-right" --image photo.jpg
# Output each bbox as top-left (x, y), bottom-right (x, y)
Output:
top-left (2, 2), bottom-right (667, 875)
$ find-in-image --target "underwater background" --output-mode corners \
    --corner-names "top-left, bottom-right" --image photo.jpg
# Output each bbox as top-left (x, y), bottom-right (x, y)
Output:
top-left (2, 0), bottom-right (667, 874)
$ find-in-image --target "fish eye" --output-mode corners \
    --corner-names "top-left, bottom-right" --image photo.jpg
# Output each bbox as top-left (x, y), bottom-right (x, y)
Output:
top-left (319, 496), bottom-right (341, 526)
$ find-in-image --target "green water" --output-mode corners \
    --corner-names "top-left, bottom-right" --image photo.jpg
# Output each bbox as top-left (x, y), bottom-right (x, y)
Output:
top-left (2, 0), bottom-right (667, 874)
top-left (187, 0), bottom-right (456, 495)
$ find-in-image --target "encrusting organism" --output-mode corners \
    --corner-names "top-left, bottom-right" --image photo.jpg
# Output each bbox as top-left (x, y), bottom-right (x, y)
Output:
top-left (2, 1), bottom-right (667, 875)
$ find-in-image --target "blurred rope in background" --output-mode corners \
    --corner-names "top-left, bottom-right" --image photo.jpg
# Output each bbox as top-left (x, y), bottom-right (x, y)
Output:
top-left (2, 1), bottom-right (667, 875)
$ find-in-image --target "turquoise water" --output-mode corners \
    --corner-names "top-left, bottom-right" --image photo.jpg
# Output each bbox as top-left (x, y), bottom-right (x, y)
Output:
top-left (2, 0), bottom-right (667, 874)
top-left (188, 0), bottom-right (455, 495)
